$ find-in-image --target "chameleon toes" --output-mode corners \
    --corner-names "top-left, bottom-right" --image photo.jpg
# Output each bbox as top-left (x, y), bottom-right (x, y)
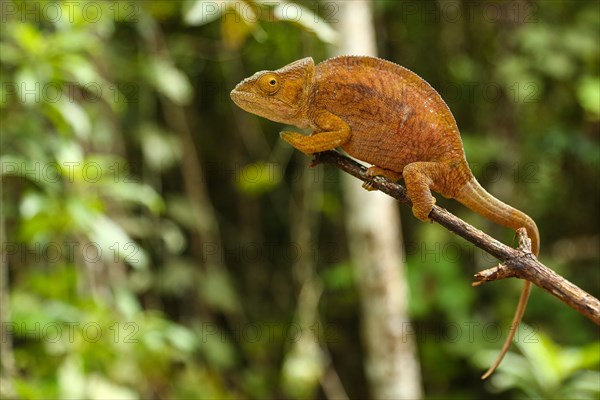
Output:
top-left (365, 166), bottom-right (403, 182)
top-left (280, 131), bottom-right (312, 155)
top-left (361, 181), bottom-right (377, 191)
top-left (412, 205), bottom-right (433, 222)
top-left (280, 131), bottom-right (301, 145)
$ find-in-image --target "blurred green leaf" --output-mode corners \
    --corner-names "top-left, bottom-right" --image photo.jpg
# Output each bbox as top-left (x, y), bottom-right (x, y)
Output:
top-left (15, 66), bottom-right (41, 106)
top-left (576, 76), bottom-right (600, 118)
top-left (146, 59), bottom-right (192, 105)
top-left (58, 54), bottom-right (106, 88)
top-left (221, 10), bottom-right (258, 50)
top-left (272, 2), bottom-right (338, 44)
top-left (12, 22), bottom-right (45, 56)
top-left (139, 124), bottom-right (182, 172)
top-left (48, 99), bottom-right (92, 139)
top-left (184, 0), bottom-right (226, 26)
top-left (88, 215), bottom-right (149, 269)
top-left (195, 322), bottom-right (238, 369)
top-left (59, 356), bottom-right (139, 400)
top-left (198, 268), bottom-right (240, 313)
top-left (281, 338), bottom-right (324, 398)
top-left (236, 162), bottom-right (282, 195)
top-left (321, 262), bottom-right (354, 290)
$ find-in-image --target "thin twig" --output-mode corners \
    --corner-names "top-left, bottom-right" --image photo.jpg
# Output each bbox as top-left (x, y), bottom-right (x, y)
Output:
top-left (311, 150), bottom-right (600, 325)
top-left (472, 228), bottom-right (529, 286)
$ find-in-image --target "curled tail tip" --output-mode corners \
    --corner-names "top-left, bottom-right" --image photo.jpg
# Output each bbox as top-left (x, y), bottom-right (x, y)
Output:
top-left (480, 352), bottom-right (505, 379)
top-left (481, 363), bottom-right (499, 380)
top-left (480, 282), bottom-right (532, 380)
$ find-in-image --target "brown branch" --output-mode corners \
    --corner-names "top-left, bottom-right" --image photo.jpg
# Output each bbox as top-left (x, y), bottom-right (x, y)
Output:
top-left (312, 150), bottom-right (600, 325)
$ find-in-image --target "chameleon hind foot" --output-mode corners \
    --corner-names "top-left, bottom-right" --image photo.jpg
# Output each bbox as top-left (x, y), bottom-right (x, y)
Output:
top-left (403, 162), bottom-right (439, 221)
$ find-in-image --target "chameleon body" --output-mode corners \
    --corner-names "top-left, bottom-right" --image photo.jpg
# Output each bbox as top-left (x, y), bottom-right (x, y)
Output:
top-left (231, 56), bottom-right (539, 378)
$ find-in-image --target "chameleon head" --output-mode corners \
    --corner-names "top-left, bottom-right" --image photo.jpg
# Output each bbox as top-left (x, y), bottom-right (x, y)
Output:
top-left (230, 57), bottom-right (315, 127)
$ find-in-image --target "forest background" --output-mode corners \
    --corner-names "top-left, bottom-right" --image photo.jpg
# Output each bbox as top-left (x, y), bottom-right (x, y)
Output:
top-left (1, 0), bottom-right (599, 399)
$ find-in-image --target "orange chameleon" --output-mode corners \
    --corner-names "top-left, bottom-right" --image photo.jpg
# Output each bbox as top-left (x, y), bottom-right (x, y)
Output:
top-left (231, 56), bottom-right (539, 379)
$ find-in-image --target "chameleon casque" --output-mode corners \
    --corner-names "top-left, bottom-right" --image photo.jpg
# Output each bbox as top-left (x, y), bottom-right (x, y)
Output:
top-left (230, 56), bottom-right (540, 379)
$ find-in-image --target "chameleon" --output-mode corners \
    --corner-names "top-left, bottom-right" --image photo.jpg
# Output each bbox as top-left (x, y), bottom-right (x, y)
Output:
top-left (230, 56), bottom-right (540, 379)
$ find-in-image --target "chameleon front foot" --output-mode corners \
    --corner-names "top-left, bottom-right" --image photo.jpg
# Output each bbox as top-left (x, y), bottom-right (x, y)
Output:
top-left (280, 124), bottom-right (350, 156)
top-left (362, 181), bottom-right (377, 191)
top-left (362, 165), bottom-right (403, 191)
top-left (280, 131), bottom-right (314, 155)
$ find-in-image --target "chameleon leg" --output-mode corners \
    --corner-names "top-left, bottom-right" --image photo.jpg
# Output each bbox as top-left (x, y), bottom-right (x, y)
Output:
top-left (280, 128), bottom-right (350, 155)
top-left (402, 161), bottom-right (443, 221)
top-left (281, 110), bottom-right (351, 155)
top-left (362, 165), bottom-right (403, 191)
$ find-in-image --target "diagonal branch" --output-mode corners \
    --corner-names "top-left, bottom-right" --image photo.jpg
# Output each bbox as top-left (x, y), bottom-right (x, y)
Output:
top-left (311, 150), bottom-right (600, 325)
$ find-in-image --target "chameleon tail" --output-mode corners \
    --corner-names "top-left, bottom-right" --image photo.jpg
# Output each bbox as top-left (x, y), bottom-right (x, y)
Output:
top-left (455, 178), bottom-right (539, 379)
top-left (455, 178), bottom-right (539, 255)
top-left (480, 281), bottom-right (531, 379)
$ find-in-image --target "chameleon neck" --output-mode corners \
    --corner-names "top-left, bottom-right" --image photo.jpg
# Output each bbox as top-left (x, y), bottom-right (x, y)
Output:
top-left (455, 178), bottom-right (539, 255)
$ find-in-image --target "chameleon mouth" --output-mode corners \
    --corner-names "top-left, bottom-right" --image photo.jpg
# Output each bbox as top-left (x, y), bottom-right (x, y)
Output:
top-left (230, 91), bottom-right (277, 117)
top-left (230, 90), bottom-right (259, 107)
top-left (230, 90), bottom-right (281, 113)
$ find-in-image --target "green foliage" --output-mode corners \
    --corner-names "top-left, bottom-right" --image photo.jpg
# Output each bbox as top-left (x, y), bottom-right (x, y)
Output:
top-left (9, 269), bottom-right (209, 398)
top-left (475, 326), bottom-right (600, 399)
top-left (184, 0), bottom-right (338, 49)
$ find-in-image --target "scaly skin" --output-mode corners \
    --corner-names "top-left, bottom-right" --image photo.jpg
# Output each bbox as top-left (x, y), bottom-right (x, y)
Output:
top-left (231, 56), bottom-right (540, 378)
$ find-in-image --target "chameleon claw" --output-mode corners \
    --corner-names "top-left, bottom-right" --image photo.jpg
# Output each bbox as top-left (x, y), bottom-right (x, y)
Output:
top-left (361, 181), bottom-right (377, 191)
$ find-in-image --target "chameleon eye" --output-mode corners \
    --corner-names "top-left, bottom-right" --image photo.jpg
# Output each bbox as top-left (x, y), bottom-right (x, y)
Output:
top-left (259, 73), bottom-right (280, 94)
